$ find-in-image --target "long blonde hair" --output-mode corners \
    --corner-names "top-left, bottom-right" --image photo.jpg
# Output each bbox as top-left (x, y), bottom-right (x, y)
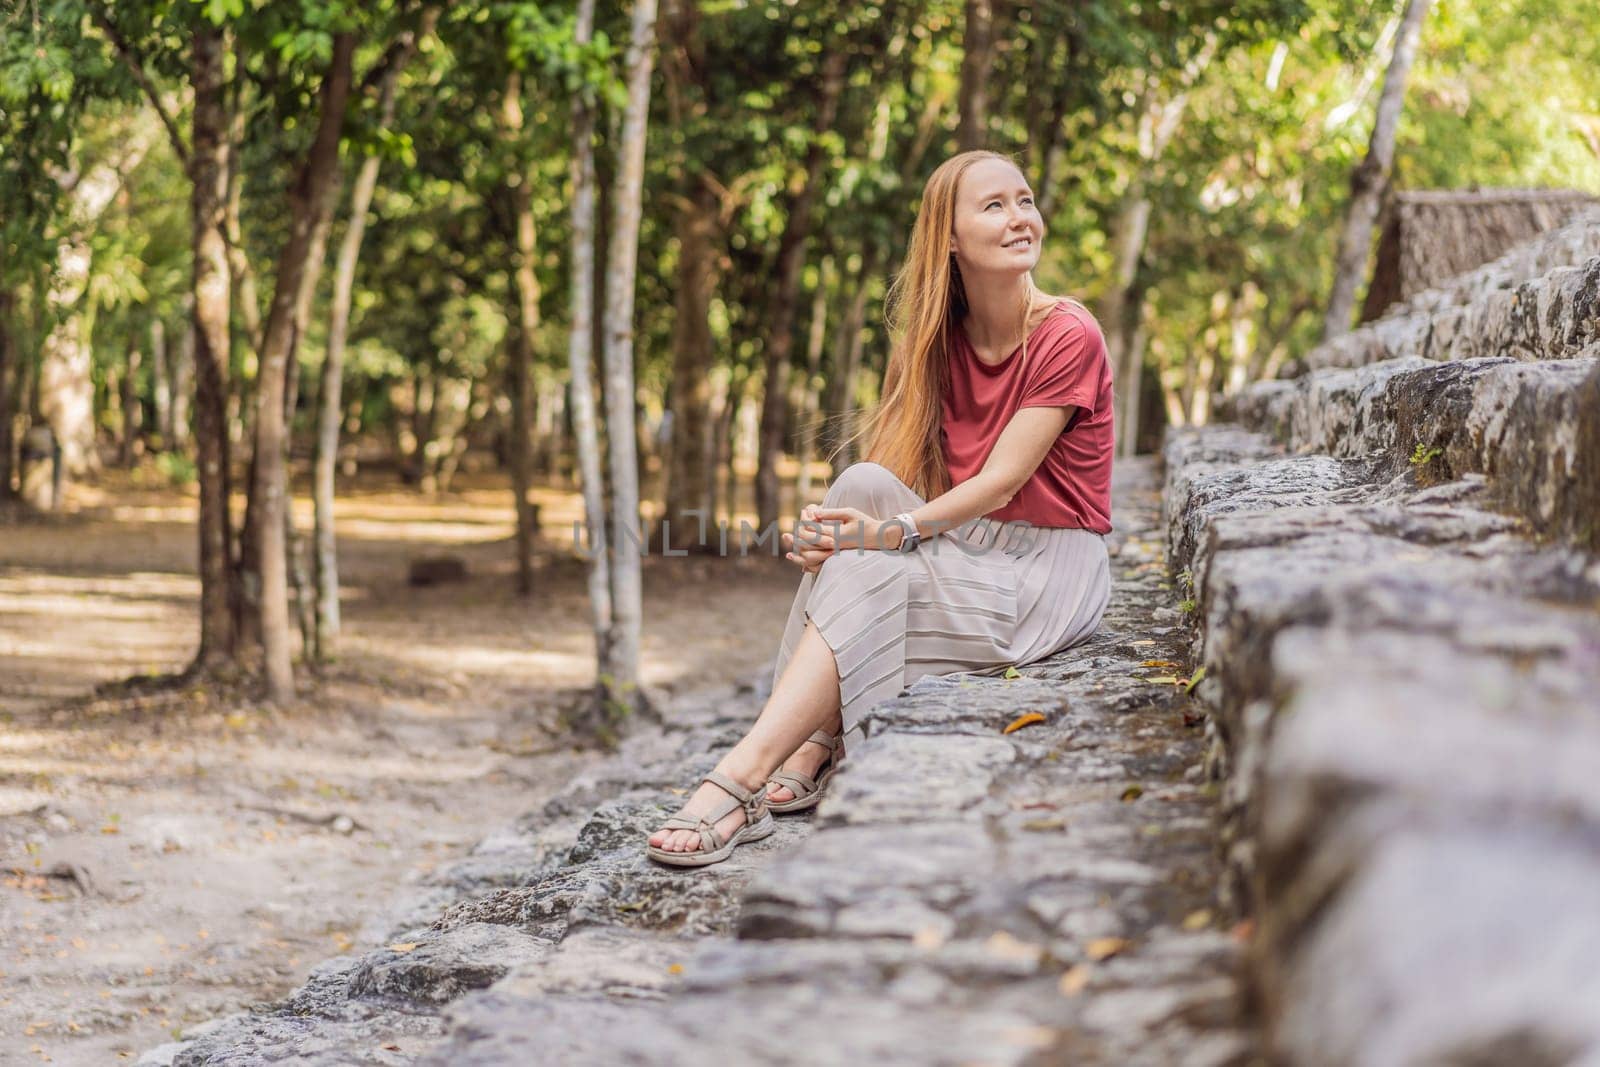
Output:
top-left (834, 150), bottom-right (1067, 499)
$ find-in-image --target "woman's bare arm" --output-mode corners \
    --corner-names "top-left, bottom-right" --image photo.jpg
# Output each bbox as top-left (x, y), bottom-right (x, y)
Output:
top-left (798, 405), bottom-right (1074, 555)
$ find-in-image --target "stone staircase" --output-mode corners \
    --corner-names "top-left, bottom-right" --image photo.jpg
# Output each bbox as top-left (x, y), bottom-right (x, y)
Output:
top-left (1164, 218), bottom-right (1600, 1063)
top-left (150, 461), bottom-right (1251, 1067)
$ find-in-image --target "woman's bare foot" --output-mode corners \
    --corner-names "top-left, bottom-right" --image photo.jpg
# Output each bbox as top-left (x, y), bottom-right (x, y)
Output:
top-left (648, 765), bottom-right (768, 854)
top-left (766, 718), bottom-right (845, 804)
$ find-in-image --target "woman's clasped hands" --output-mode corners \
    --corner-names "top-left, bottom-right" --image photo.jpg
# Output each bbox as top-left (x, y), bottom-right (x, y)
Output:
top-left (781, 504), bottom-right (885, 574)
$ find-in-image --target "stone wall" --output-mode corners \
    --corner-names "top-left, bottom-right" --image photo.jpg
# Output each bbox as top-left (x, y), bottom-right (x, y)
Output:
top-left (1301, 206), bottom-right (1600, 374)
top-left (1166, 216), bottom-right (1600, 1063)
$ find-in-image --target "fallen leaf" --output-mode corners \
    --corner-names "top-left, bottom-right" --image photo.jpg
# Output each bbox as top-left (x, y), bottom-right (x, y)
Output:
top-left (667, 963), bottom-right (684, 975)
top-left (1021, 818), bottom-right (1067, 832)
top-left (1182, 909), bottom-right (1213, 931)
top-left (985, 930), bottom-right (1044, 964)
top-left (1130, 639), bottom-right (1156, 647)
top-left (1002, 712), bottom-right (1046, 734)
top-left (1183, 666), bottom-right (1207, 693)
top-left (1119, 784), bottom-right (1144, 802)
top-left (387, 943), bottom-right (418, 954)
top-left (912, 926), bottom-right (947, 950)
top-left (1085, 937), bottom-right (1130, 962)
top-left (1058, 964), bottom-right (1091, 996)
top-left (1143, 675), bottom-right (1180, 685)
top-left (1003, 666), bottom-right (1022, 680)
top-left (1139, 659), bottom-right (1181, 669)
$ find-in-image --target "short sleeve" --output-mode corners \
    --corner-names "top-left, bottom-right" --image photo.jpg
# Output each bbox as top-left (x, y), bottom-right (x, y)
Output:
top-left (1018, 311), bottom-right (1102, 415)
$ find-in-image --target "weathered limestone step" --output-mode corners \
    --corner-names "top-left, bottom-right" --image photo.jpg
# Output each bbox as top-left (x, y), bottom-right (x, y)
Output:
top-left (1224, 354), bottom-right (1600, 550)
top-left (1302, 211), bottom-right (1600, 373)
top-left (420, 459), bottom-right (1253, 1067)
top-left (1164, 423), bottom-right (1600, 1064)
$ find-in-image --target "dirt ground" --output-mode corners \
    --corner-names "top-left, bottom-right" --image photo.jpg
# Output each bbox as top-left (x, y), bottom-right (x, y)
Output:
top-left (0, 462), bottom-right (802, 1064)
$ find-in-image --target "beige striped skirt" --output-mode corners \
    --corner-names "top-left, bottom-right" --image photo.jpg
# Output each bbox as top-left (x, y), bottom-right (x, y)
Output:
top-left (772, 461), bottom-right (1111, 740)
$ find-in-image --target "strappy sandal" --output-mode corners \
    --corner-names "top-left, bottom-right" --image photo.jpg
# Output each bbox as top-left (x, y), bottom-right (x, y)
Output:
top-left (646, 769), bottom-right (775, 868)
top-left (764, 730), bottom-right (845, 813)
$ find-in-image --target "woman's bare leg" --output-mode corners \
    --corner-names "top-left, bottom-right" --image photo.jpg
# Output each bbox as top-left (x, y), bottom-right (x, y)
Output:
top-left (650, 618), bottom-right (844, 853)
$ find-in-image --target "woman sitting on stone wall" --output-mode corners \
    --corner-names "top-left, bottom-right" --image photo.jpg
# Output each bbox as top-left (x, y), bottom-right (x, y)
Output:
top-left (647, 150), bottom-right (1116, 867)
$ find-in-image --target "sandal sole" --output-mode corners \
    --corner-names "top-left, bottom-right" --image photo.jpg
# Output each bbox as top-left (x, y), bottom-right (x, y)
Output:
top-left (646, 812), bottom-right (775, 867)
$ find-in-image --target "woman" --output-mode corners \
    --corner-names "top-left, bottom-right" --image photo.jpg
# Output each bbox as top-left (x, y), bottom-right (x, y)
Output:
top-left (647, 150), bottom-right (1114, 867)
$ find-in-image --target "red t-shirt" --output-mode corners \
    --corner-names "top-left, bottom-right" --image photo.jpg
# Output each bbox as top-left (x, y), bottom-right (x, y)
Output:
top-left (941, 301), bottom-right (1114, 533)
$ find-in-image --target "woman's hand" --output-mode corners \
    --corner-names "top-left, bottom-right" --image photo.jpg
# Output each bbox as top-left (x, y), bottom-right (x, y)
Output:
top-left (808, 506), bottom-right (894, 551)
top-left (783, 504), bottom-right (837, 573)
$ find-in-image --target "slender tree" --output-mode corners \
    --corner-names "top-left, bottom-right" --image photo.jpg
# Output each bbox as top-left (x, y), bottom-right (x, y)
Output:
top-left (249, 32), bottom-right (357, 703)
top-left (566, 0), bottom-right (617, 717)
top-left (312, 13), bottom-right (434, 661)
top-left (599, 0), bottom-right (659, 720)
top-left (1323, 0), bottom-right (1433, 340)
top-left (190, 23), bottom-right (240, 670)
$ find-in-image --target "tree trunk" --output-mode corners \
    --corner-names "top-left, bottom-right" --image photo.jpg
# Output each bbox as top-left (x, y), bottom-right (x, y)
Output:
top-left (249, 32), bottom-right (356, 704)
top-left (38, 118), bottom-right (161, 480)
top-left (121, 342), bottom-right (142, 466)
top-left (311, 20), bottom-right (428, 659)
top-left (566, 0), bottom-right (616, 711)
top-left (172, 307), bottom-right (194, 449)
top-left (823, 249), bottom-right (875, 477)
top-left (190, 25), bottom-right (239, 670)
top-left (599, 0), bottom-right (659, 723)
top-left (1323, 0), bottom-right (1432, 341)
top-left (662, 182), bottom-right (721, 551)
top-left (794, 256), bottom-right (830, 505)
top-left (956, 0), bottom-right (995, 150)
top-left (1102, 195), bottom-right (1150, 457)
top-left (225, 102), bottom-right (265, 361)
top-left (150, 317), bottom-right (171, 447)
top-left (754, 47), bottom-right (847, 531)
top-left (0, 286), bottom-right (15, 501)
top-left (501, 71), bottom-right (542, 595)
top-left (658, 0), bottom-right (721, 552)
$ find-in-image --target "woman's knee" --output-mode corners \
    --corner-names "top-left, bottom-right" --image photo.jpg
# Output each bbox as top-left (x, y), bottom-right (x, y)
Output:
top-left (823, 461), bottom-right (903, 509)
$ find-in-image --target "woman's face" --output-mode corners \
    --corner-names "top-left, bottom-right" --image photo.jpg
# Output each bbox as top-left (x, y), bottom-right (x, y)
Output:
top-left (950, 159), bottom-right (1043, 278)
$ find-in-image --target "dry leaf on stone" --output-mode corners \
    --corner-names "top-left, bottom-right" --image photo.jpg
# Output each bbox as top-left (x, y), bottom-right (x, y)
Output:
top-left (1139, 660), bottom-right (1181, 669)
top-left (1021, 817), bottom-right (1067, 832)
top-left (667, 963), bottom-right (684, 975)
top-left (387, 943), bottom-right (418, 954)
top-left (1120, 785), bottom-right (1144, 802)
top-left (1003, 666), bottom-right (1022, 679)
top-left (1058, 964), bottom-right (1091, 996)
top-left (1182, 909), bottom-right (1213, 931)
top-left (1085, 937), bottom-right (1130, 962)
top-left (1183, 666), bottom-right (1207, 693)
top-left (1002, 712), bottom-right (1046, 734)
top-left (1143, 675), bottom-right (1180, 685)
top-left (913, 926), bottom-right (947, 950)
top-left (985, 930), bottom-right (1044, 964)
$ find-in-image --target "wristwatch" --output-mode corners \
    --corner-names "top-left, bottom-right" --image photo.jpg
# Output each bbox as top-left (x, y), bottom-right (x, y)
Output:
top-left (890, 512), bottom-right (923, 552)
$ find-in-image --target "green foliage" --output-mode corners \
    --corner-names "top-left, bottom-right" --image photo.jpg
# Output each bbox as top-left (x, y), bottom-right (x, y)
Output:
top-left (1410, 442), bottom-right (1444, 466)
top-left (157, 450), bottom-right (198, 487)
top-left (6, 0), bottom-right (1597, 514)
